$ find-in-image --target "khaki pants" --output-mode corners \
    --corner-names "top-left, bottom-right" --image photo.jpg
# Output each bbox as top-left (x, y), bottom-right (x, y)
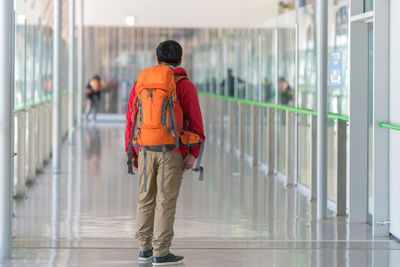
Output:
top-left (136, 150), bottom-right (184, 257)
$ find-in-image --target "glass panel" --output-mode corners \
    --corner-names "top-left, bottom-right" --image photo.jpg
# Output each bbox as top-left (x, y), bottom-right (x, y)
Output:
top-left (234, 102), bottom-right (240, 152)
top-left (35, 22), bottom-right (42, 103)
top-left (278, 27), bottom-right (295, 107)
top-left (298, 4), bottom-right (317, 110)
top-left (215, 99), bottom-right (221, 142)
top-left (368, 23), bottom-right (374, 215)
top-left (364, 0), bottom-right (373, 12)
top-left (237, 30), bottom-right (246, 99)
top-left (14, 18), bottom-right (26, 109)
top-left (43, 26), bottom-right (53, 98)
top-left (327, 120), bottom-right (337, 201)
top-left (260, 107), bottom-right (267, 165)
top-left (26, 24), bottom-right (35, 104)
top-left (223, 101), bottom-right (229, 148)
top-left (226, 34), bottom-right (235, 97)
top-left (261, 29), bottom-right (276, 104)
top-left (278, 110), bottom-right (287, 175)
top-left (217, 41), bottom-right (224, 96)
top-left (328, 0), bottom-right (349, 115)
top-left (299, 114), bottom-right (311, 187)
top-left (248, 30), bottom-right (259, 101)
top-left (245, 105), bottom-right (253, 157)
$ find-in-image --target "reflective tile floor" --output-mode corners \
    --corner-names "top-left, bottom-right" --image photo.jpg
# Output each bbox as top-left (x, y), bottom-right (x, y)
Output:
top-left (4, 120), bottom-right (400, 266)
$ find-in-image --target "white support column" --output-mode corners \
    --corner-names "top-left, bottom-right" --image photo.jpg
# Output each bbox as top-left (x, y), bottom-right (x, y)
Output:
top-left (0, 0), bottom-right (14, 260)
top-left (316, 0), bottom-right (328, 219)
top-left (76, 0), bottom-right (84, 128)
top-left (349, 2), bottom-right (369, 223)
top-left (373, 0), bottom-right (389, 236)
top-left (68, 0), bottom-right (76, 143)
top-left (53, 0), bottom-right (62, 172)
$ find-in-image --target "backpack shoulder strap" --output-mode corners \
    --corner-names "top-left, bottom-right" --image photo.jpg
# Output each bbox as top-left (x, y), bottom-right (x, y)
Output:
top-left (175, 75), bottom-right (188, 84)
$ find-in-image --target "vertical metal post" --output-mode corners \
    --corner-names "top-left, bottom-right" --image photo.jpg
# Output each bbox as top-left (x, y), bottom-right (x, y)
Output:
top-left (336, 119), bottom-right (347, 216)
top-left (0, 0), bottom-right (14, 259)
top-left (267, 108), bottom-right (276, 174)
top-left (68, 0), bottom-right (75, 143)
top-left (316, 0), bottom-right (328, 219)
top-left (76, 0), bottom-right (83, 128)
top-left (310, 115), bottom-right (318, 200)
top-left (53, 0), bottom-right (62, 172)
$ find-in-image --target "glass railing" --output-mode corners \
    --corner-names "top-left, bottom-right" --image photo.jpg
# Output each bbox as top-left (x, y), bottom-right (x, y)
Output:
top-left (199, 92), bottom-right (348, 212)
top-left (198, 92), bottom-right (348, 122)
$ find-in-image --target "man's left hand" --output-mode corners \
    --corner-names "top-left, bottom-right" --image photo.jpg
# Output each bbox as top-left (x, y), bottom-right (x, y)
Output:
top-left (183, 154), bottom-right (196, 172)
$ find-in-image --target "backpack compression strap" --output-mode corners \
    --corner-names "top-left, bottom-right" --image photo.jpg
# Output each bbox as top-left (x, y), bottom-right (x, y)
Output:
top-left (127, 110), bottom-right (139, 175)
top-left (167, 95), bottom-right (180, 149)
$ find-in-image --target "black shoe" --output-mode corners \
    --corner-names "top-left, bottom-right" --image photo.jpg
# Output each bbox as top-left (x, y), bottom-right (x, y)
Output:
top-left (152, 253), bottom-right (184, 266)
top-left (139, 248), bottom-right (153, 261)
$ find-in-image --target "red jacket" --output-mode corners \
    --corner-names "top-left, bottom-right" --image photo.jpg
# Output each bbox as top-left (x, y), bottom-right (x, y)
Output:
top-left (125, 67), bottom-right (205, 159)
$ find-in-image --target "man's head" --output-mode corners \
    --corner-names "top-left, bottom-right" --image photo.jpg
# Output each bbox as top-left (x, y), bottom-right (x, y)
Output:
top-left (156, 40), bottom-right (183, 66)
top-left (279, 77), bottom-right (288, 92)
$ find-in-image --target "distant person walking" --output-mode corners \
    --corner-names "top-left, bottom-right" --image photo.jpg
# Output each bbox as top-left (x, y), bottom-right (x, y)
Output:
top-left (279, 77), bottom-right (294, 105)
top-left (85, 75), bottom-right (102, 122)
top-left (125, 40), bottom-right (205, 265)
top-left (220, 68), bottom-right (245, 97)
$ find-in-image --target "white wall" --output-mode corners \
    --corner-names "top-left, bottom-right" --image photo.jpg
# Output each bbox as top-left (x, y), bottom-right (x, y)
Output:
top-left (389, 0), bottom-right (400, 237)
top-left (83, 0), bottom-right (278, 28)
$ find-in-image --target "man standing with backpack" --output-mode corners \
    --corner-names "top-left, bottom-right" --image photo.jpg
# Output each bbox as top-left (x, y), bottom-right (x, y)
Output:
top-left (125, 40), bottom-right (205, 265)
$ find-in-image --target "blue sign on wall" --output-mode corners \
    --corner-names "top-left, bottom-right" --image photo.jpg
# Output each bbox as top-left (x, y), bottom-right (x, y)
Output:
top-left (330, 51), bottom-right (342, 88)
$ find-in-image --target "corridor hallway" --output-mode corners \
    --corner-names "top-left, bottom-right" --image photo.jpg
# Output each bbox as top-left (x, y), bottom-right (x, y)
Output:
top-left (7, 121), bottom-right (400, 266)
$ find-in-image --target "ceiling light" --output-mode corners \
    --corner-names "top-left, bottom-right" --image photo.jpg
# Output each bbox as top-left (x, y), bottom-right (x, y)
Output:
top-left (125, 16), bottom-right (136, 26)
top-left (17, 14), bottom-right (26, 25)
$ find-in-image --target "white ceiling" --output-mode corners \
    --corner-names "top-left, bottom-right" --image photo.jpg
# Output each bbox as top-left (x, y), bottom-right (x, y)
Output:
top-left (83, 0), bottom-right (279, 28)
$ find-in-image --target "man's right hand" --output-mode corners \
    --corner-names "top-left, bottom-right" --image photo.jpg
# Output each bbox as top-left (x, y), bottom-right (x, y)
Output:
top-left (132, 157), bottom-right (138, 172)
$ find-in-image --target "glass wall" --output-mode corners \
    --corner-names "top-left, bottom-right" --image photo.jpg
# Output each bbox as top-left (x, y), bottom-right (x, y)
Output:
top-left (192, 0), bottom-right (350, 199)
top-left (12, 0), bottom-right (72, 197)
top-left (83, 27), bottom-right (198, 114)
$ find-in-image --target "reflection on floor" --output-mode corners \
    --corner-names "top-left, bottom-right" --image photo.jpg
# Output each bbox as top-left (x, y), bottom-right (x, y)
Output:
top-left (4, 122), bottom-right (400, 266)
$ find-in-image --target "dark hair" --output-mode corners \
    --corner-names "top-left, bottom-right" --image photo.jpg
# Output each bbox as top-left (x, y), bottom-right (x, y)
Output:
top-left (156, 40), bottom-right (183, 65)
top-left (92, 75), bottom-right (101, 81)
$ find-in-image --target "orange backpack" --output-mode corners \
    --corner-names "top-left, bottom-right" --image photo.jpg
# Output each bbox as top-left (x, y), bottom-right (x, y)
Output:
top-left (127, 65), bottom-right (204, 191)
